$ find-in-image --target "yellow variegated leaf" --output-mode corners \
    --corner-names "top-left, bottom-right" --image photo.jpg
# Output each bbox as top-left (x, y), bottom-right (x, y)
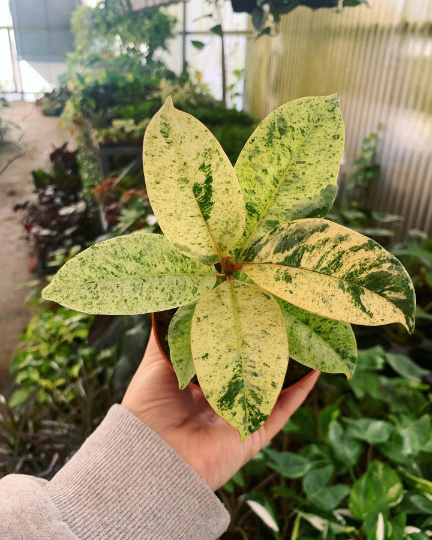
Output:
top-left (234, 94), bottom-right (344, 255)
top-left (276, 298), bottom-right (357, 378)
top-left (42, 234), bottom-right (216, 314)
top-left (143, 97), bottom-right (246, 265)
top-left (191, 279), bottom-right (288, 440)
top-left (243, 219), bottom-right (415, 332)
top-left (168, 303), bottom-right (196, 389)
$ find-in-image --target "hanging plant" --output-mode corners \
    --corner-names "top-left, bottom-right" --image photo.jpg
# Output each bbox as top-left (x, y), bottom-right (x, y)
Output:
top-left (230, 0), bottom-right (369, 34)
top-left (42, 95), bottom-right (415, 440)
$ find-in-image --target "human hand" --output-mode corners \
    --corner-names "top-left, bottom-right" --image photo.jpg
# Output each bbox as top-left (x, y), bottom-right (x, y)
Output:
top-left (122, 331), bottom-right (319, 491)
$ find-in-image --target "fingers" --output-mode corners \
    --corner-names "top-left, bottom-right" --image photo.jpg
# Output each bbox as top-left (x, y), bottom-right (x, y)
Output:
top-left (261, 370), bottom-right (320, 444)
top-left (130, 330), bottom-right (171, 381)
top-left (139, 330), bottom-right (165, 369)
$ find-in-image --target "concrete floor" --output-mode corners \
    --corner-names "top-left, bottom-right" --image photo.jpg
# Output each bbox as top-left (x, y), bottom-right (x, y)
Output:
top-left (0, 102), bottom-right (72, 389)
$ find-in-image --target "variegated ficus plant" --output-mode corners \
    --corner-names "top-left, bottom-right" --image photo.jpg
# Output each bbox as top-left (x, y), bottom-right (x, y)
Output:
top-left (42, 94), bottom-right (416, 440)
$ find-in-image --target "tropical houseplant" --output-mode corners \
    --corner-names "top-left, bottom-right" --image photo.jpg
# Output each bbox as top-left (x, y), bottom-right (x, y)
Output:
top-left (42, 95), bottom-right (415, 440)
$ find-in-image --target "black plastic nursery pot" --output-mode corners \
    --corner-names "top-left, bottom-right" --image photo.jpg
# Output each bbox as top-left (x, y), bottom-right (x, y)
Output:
top-left (152, 309), bottom-right (314, 396)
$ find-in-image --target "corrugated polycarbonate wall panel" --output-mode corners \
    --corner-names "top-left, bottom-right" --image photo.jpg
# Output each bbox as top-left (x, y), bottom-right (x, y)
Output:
top-left (10, 0), bottom-right (79, 62)
top-left (244, 1), bottom-right (432, 237)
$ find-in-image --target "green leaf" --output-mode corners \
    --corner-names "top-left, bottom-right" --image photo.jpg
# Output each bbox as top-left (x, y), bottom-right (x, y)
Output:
top-left (8, 388), bottom-right (32, 408)
top-left (210, 24), bottom-right (223, 37)
top-left (349, 370), bottom-right (381, 399)
top-left (400, 471), bottom-right (432, 496)
top-left (303, 464), bottom-right (334, 495)
top-left (398, 491), bottom-right (432, 514)
top-left (406, 533), bottom-right (430, 540)
top-left (276, 298), bottom-right (357, 377)
top-left (234, 94), bottom-right (344, 253)
top-left (223, 478), bottom-right (235, 493)
top-left (243, 219), bottom-right (415, 333)
top-left (302, 464), bottom-right (350, 511)
top-left (318, 404), bottom-right (340, 439)
top-left (265, 448), bottom-right (312, 478)
top-left (242, 493), bottom-right (279, 533)
top-left (191, 280), bottom-right (288, 440)
top-left (298, 512), bottom-right (357, 535)
top-left (191, 40), bottom-right (205, 50)
top-left (299, 444), bottom-right (333, 467)
top-left (42, 234), bottom-right (216, 314)
top-left (328, 421), bottom-right (363, 467)
top-left (232, 469), bottom-right (246, 487)
top-left (168, 303), bottom-right (196, 389)
top-left (384, 353), bottom-right (428, 382)
top-left (357, 346), bottom-right (386, 371)
top-left (309, 485), bottom-right (351, 512)
top-left (143, 97), bottom-right (246, 265)
top-left (345, 418), bottom-right (394, 444)
top-left (349, 461), bottom-right (403, 520)
top-left (380, 416), bottom-right (432, 461)
top-left (291, 513), bottom-right (302, 540)
top-left (363, 512), bottom-right (398, 540)
top-left (272, 486), bottom-right (305, 502)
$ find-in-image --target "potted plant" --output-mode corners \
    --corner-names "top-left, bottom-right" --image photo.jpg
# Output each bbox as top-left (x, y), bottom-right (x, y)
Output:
top-left (42, 95), bottom-right (415, 440)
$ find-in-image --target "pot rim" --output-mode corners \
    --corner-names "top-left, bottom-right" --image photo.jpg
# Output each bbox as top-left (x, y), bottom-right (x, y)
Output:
top-left (151, 312), bottom-right (316, 395)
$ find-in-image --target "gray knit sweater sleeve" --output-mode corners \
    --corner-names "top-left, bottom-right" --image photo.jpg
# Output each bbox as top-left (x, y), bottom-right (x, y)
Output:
top-left (0, 405), bottom-right (230, 539)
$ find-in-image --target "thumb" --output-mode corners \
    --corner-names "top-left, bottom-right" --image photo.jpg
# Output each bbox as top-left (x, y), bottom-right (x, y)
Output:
top-left (261, 370), bottom-right (320, 444)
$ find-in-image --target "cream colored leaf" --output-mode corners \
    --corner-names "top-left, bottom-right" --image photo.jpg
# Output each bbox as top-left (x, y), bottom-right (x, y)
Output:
top-left (42, 234), bottom-right (216, 314)
top-left (191, 280), bottom-right (288, 440)
top-left (143, 97), bottom-right (246, 265)
top-left (168, 303), bottom-right (196, 389)
top-left (234, 94), bottom-right (344, 255)
top-left (276, 298), bottom-right (357, 378)
top-left (243, 219), bottom-right (415, 332)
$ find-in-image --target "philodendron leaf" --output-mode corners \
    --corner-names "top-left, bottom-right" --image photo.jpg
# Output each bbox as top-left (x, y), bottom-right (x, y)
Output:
top-left (143, 97), bottom-right (246, 265)
top-left (349, 461), bottom-right (403, 521)
top-left (168, 303), bottom-right (196, 389)
top-left (234, 94), bottom-right (344, 254)
top-left (265, 448), bottom-right (312, 478)
top-left (42, 234), bottom-right (216, 314)
top-left (243, 219), bottom-right (415, 332)
top-left (276, 298), bottom-right (357, 377)
top-left (191, 279), bottom-right (288, 440)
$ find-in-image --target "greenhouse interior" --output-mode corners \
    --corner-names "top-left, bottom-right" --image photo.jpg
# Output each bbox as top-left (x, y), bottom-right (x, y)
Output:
top-left (1, 0), bottom-right (432, 538)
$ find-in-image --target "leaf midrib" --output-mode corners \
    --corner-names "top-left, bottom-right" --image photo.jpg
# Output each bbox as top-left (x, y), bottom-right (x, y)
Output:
top-left (169, 111), bottom-right (223, 261)
top-left (57, 272), bottom-right (215, 288)
top-left (245, 262), bottom-right (406, 323)
top-left (228, 280), bottom-right (249, 435)
top-left (240, 108), bottom-right (323, 255)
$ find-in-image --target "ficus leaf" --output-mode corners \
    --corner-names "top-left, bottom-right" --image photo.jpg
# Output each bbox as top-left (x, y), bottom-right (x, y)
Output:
top-left (168, 303), bottom-right (196, 389)
top-left (143, 97), bottom-right (246, 265)
top-left (276, 298), bottom-right (357, 377)
top-left (191, 279), bottom-right (288, 440)
top-left (243, 219), bottom-right (415, 333)
top-left (42, 234), bottom-right (216, 314)
top-left (234, 94), bottom-right (344, 254)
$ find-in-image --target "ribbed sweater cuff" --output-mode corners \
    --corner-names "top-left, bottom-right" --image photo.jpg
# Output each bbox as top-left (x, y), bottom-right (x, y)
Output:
top-left (46, 405), bottom-right (230, 540)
